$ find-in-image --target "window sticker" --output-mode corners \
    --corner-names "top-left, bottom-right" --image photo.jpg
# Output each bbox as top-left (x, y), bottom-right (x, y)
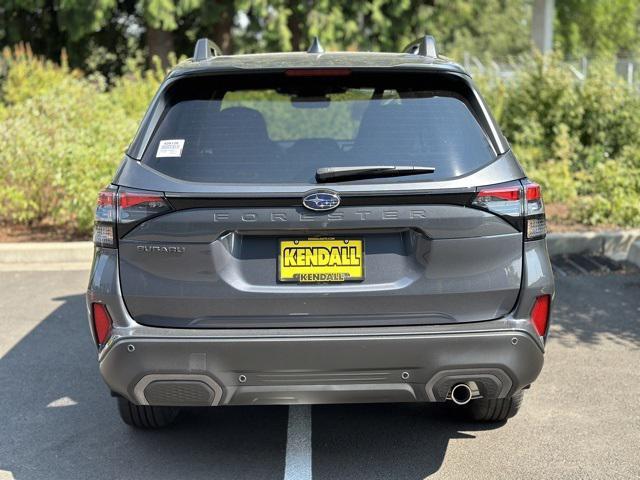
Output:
top-left (156, 139), bottom-right (185, 158)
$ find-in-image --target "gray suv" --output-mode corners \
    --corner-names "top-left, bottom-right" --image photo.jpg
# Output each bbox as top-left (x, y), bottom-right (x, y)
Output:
top-left (87, 36), bottom-right (554, 428)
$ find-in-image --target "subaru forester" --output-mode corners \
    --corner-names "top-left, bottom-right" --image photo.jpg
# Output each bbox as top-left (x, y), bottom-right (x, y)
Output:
top-left (87, 36), bottom-right (555, 428)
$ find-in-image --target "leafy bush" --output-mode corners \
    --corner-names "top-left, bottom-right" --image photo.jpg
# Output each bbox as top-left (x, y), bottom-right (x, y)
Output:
top-left (476, 54), bottom-right (640, 227)
top-left (573, 150), bottom-right (640, 226)
top-left (0, 47), bottom-right (162, 234)
top-left (0, 48), bottom-right (639, 235)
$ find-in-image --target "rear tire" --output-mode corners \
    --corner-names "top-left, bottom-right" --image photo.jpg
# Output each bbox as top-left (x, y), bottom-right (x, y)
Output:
top-left (464, 390), bottom-right (524, 422)
top-left (117, 397), bottom-right (180, 428)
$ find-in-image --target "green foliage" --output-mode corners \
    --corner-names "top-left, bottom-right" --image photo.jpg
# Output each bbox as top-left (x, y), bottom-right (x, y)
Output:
top-left (423, 0), bottom-right (532, 61)
top-left (573, 155), bottom-right (640, 226)
top-left (109, 57), bottom-right (166, 117)
top-left (476, 54), bottom-right (640, 227)
top-left (556, 0), bottom-right (640, 58)
top-left (0, 49), bottom-right (157, 233)
top-left (0, 45), bottom-right (81, 105)
top-left (499, 54), bottom-right (584, 155)
top-left (578, 64), bottom-right (640, 165)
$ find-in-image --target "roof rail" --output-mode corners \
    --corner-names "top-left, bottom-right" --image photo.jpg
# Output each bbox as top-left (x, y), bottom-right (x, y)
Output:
top-left (307, 36), bottom-right (325, 54)
top-left (193, 38), bottom-right (222, 61)
top-left (403, 35), bottom-right (438, 58)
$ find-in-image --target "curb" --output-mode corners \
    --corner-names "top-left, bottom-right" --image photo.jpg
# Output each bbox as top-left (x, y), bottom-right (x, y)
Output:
top-left (0, 233), bottom-right (639, 270)
top-left (0, 242), bottom-right (93, 271)
top-left (628, 240), bottom-right (640, 267)
top-left (545, 230), bottom-right (640, 261)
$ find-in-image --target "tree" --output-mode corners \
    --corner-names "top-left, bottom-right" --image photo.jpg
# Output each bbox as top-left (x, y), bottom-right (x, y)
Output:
top-left (7, 0), bottom-right (639, 77)
top-left (555, 0), bottom-right (640, 59)
top-left (141, 0), bottom-right (237, 63)
top-left (237, 0), bottom-right (531, 60)
top-left (0, 0), bottom-right (116, 62)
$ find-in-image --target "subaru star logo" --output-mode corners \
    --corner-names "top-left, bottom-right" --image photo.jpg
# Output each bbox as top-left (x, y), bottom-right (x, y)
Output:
top-left (302, 191), bottom-right (341, 211)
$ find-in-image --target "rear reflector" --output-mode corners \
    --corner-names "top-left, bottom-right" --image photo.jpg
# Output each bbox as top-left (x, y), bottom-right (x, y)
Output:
top-left (91, 303), bottom-right (112, 346)
top-left (530, 295), bottom-right (551, 336)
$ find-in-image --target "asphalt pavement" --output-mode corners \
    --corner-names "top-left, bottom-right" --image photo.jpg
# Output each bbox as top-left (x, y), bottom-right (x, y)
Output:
top-left (0, 266), bottom-right (639, 479)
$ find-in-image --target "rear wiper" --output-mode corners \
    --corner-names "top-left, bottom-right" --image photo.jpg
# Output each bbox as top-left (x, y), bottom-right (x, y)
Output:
top-left (316, 165), bottom-right (435, 183)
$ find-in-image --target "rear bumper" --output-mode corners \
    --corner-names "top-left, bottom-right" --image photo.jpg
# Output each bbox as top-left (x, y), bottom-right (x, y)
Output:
top-left (99, 327), bottom-right (544, 406)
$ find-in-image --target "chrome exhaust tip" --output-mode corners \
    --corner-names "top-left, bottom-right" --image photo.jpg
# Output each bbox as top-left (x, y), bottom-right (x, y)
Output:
top-left (450, 383), bottom-right (473, 405)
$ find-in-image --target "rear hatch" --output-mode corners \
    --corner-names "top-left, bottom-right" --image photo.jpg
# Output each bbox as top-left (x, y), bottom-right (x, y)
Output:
top-left (114, 70), bottom-right (526, 328)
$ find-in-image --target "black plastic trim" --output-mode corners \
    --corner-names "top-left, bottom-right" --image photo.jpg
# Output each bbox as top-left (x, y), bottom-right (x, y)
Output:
top-left (166, 192), bottom-right (476, 210)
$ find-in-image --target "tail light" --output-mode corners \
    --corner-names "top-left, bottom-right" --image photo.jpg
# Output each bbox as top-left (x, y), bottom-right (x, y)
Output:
top-left (94, 189), bottom-right (116, 247)
top-left (530, 295), bottom-right (551, 336)
top-left (472, 180), bottom-right (546, 240)
top-left (91, 303), bottom-right (112, 346)
top-left (93, 187), bottom-right (171, 248)
top-left (117, 189), bottom-right (170, 225)
top-left (523, 182), bottom-right (546, 239)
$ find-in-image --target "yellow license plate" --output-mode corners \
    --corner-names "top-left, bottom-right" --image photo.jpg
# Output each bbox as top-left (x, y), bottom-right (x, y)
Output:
top-left (279, 238), bottom-right (364, 283)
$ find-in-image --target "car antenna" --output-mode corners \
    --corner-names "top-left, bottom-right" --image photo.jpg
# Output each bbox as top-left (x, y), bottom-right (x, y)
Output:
top-left (307, 36), bottom-right (325, 54)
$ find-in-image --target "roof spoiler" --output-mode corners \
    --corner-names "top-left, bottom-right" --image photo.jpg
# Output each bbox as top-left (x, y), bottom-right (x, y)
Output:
top-left (193, 38), bottom-right (222, 61)
top-left (403, 35), bottom-right (438, 58)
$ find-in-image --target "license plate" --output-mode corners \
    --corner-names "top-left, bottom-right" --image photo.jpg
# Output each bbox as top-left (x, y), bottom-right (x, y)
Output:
top-left (278, 238), bottom-right (364, 283)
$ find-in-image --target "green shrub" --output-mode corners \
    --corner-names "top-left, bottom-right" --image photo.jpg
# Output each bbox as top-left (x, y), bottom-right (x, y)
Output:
top-left (578, 62), bottom-right (640, 166)
top-left (0, 45), bottom-right (85, 105)
top-left (574, 154), bottom-right (640, 226)
top-left (499, 53), bottom-right (584, 159)
top-left (0, 48), bottom-right (161, 234)
top-left (477, 54), bottom-right (640, 227)
top-left (109, 57), bottom-right (165, 117)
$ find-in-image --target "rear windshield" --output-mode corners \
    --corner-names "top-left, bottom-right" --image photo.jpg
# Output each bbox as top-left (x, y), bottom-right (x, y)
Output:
top-left (142, 73), bottom-right (497, 184)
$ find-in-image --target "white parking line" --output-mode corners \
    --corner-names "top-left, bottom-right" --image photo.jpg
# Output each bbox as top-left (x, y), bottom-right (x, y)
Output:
top-left (46, 396), bottom-right (78, 408)
top-left (283, 405), bottom-right (312, 480)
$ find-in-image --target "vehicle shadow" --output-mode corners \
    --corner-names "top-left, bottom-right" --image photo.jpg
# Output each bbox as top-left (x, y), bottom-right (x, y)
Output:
top-left (0, 293), bottom-right (501, 480)
top-left (0, 294), bottom-right (288, 480)
top-left (550, 273), bottom-right (640, 347)
top-left (312, 402), bottom-right (500, 480)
